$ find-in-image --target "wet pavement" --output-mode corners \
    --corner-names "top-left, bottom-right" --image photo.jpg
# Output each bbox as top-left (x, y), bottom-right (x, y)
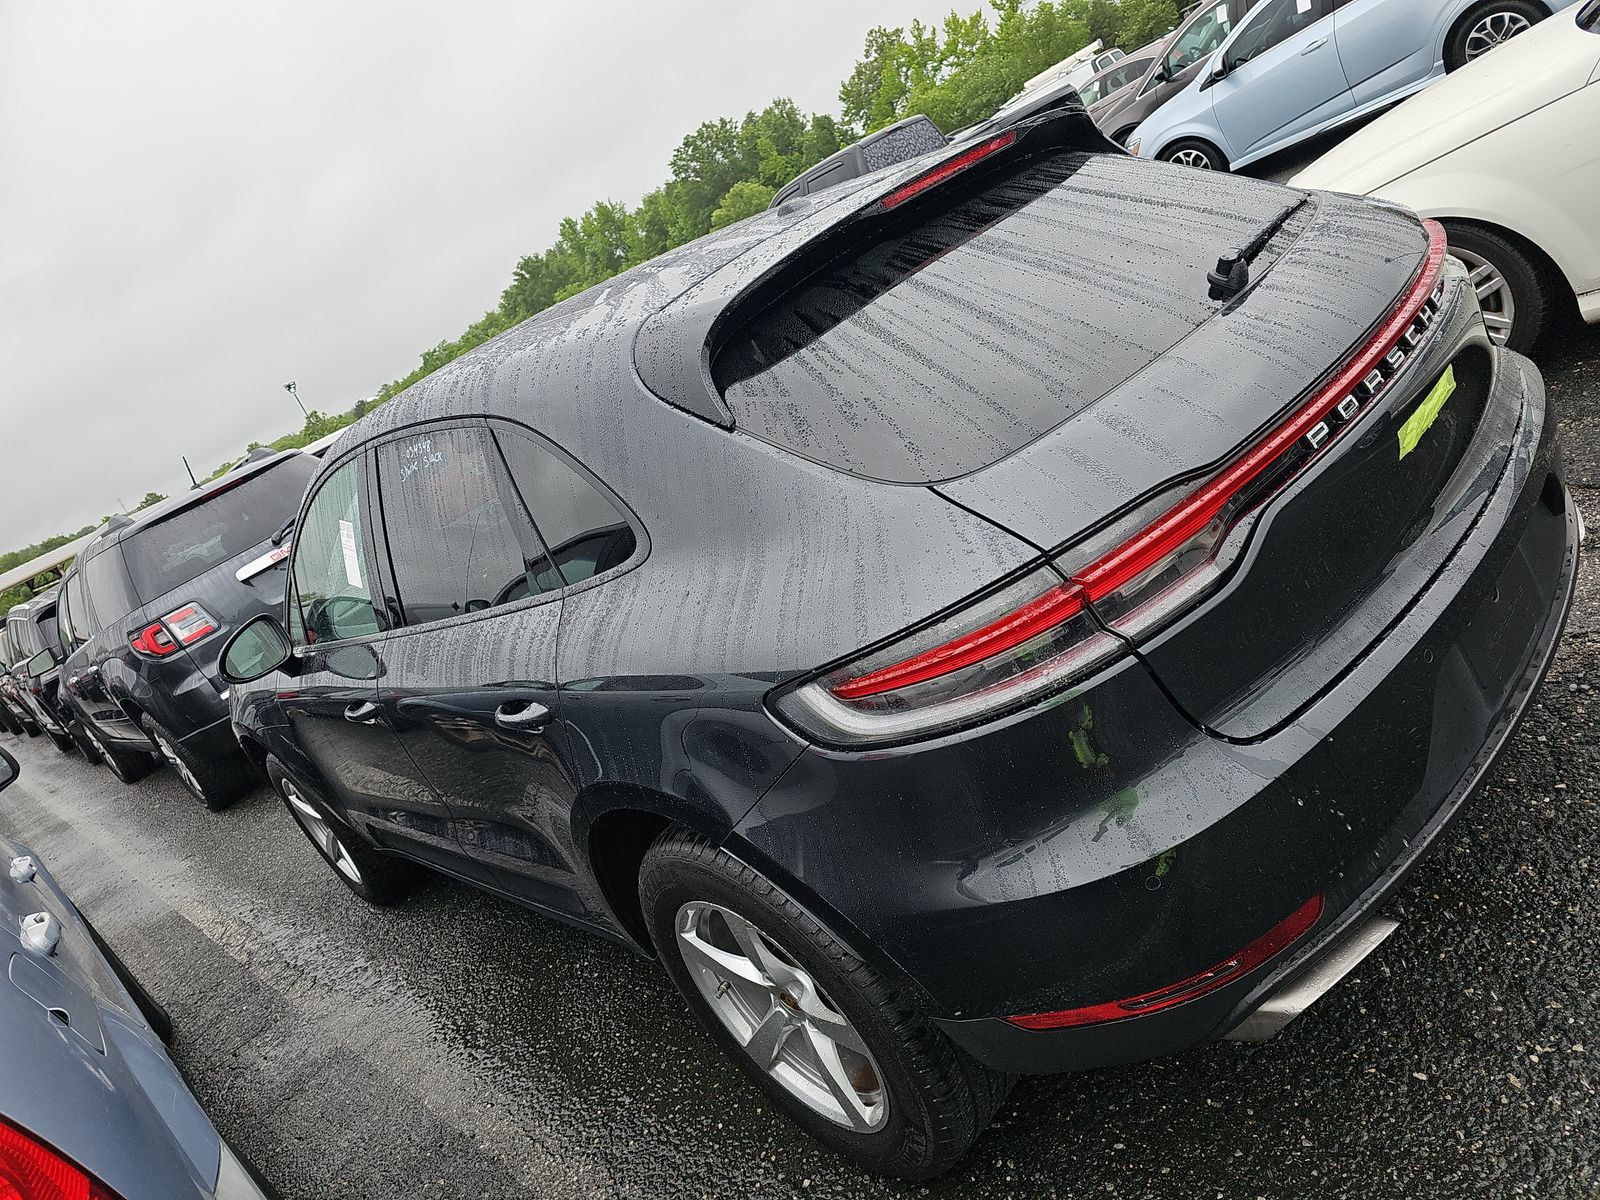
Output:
top-left (4, 322), bottom-right (1598, 1198)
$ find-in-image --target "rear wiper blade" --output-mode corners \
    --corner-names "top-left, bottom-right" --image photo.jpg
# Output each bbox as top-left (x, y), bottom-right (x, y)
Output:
top-left (272, 517), bottom-right (295, 545)
top-left (1207, 196), bottom-right (1309, 300)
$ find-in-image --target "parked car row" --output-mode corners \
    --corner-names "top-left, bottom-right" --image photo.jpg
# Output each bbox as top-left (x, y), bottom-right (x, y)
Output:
top-left (3, 104), bottom-right (1582, 1181)
top-left (1125, 0), bottom-right (1581, 168)
top-left (2, 450), bottom-right (318, 808)
top-left (1292, 0), bottom-right (1600, 351)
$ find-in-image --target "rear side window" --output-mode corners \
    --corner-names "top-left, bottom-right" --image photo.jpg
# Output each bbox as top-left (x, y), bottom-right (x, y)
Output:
top-left (8, 616), bottom-right (37, 658)
top-left (33, 606), bottom-right (60, 654)
top-left (122, 455), bottom-right (317, 605)
top-left (289, 459), bottom-right (382, 645)
top-left (61, 572), bottom-right (91, 646)
top-left (374, 426), bottom-right (552, 627)
top-left (494, 426), bottom-right (638, 588)
top-left (81, 545), bottom-right (141, 627)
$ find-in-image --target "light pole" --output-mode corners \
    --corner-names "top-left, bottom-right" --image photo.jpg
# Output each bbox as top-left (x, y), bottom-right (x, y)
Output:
top-left (282, 380), bottom-right (307, 418)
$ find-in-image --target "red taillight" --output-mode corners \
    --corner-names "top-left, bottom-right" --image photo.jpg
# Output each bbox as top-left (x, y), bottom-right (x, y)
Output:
top-left (129, 604), bottom-right (220, 659)
top-left (1005, 893), bottom-right (1325, 1031)
top-left (0, 1115), bottom-right (121, 1200)
top-left (130, 623), bottom-right (178, 658)
top-left (830, 585), bottom-right (1084, 700)
top-left (1070, 219), bottom-right (1448, 638)
top-left (773, 565), bottom-right (1121, 746)
top-left (162, 604), bottom-right (218, 646)
top-left (879, 131), bottom-right (1016, 210)
top-left (771, 220), bottom-right (1447, 747)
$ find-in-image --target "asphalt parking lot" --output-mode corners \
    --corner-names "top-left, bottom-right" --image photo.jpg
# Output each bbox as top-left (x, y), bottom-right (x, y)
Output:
top-left (5, 319), bottom-right (1598, 1200)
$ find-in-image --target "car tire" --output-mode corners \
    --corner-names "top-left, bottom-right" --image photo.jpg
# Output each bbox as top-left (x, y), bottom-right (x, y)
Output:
top-left (47, 729), bottom-right (77, 755)
top-left (142, 717), bottom-right (250, 811)
top-left (1443, 222), bottom-right (1554, 353)
top-left (639, 829), bottom-right (1011, 1181)
top-left (1159, 138), bottom-right (1229, 171)
top-left (82, 723), bottom-right (156, 785)
top-left (0, 705), bottom-right (19, 735)
top-left (19, 713), bottom-right (41, 738)
top-left (1446, 0), bottom-right (1545, 70)
top-left (266, 756), bottom-right (420, 905)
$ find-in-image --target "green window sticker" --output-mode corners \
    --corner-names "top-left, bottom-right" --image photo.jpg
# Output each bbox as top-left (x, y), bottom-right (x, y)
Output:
top-left (1398, 365), bottom-right (1456, 460)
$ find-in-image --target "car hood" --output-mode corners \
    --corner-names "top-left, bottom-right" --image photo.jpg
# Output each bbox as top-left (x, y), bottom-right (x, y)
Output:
top-left (1293, 9), bottom-right (1600, 194)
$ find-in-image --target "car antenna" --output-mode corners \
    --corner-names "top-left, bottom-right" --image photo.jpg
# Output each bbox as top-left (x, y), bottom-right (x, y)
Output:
top-left (1208, 196), bottom-right (1310, 300)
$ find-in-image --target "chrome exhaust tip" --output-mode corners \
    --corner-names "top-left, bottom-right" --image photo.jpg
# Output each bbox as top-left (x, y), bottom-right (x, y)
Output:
top-left (1224, 916), bottom-right (1399, 1043)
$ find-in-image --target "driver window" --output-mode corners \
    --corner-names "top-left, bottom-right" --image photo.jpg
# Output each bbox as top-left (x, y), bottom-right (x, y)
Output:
top-left (1226, 0), bottom-right (1325, 67)
top-left (290, 459), bottom-right (382, 645)
top-left (1166, 4), bottom-right (1234, 76)
top-left (374, 425), bottom-right (552, 627)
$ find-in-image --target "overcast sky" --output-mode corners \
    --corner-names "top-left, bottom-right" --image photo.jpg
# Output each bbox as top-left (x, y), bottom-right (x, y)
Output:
top-left (0, 0), bottom-right (936, 550)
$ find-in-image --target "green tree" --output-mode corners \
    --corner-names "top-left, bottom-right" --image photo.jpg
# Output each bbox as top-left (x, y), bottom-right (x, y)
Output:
top-left (711, 180), bottom-right (776, 229)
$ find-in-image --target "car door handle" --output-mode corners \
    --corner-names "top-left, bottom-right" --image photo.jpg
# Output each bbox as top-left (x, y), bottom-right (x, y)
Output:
top-left (344, 701), bottom-right (380, 724)
top-left (1300, 36), bottom-right (1328, 53)
top-left (494, 700), bottom-right (551, 732)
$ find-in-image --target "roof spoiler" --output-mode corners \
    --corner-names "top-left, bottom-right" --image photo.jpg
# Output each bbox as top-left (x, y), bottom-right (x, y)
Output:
top-left (635, 106), bottom-right (1119, 428)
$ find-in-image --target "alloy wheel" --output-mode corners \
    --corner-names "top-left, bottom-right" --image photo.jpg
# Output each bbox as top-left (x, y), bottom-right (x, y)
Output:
top-left (151, 729), bottom-right (204, 798)
top-left (1169, 148), bottom-right (1213, 169)
top-left (1453, 247), bottom-right (1515, 345)
top-left (282, 779), bottom-right (363, 884)
top-left (675, 900), bottom-right (888, 1132)
top-left (1464, 9), bottom-right (1531, 59)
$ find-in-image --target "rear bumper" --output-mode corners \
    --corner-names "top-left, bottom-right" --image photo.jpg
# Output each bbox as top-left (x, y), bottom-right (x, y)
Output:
top-left (734, 351), bottom-right (1577, 1074)
top-left (939, 358), bottom-right (1577, 1073)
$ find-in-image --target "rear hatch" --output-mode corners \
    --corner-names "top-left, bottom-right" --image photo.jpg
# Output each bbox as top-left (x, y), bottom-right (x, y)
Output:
top-left (120, 453), bottom-right (316, 684)
top-left (938, 193), bottom-right (1506, 739)
top-left (708, 123), bottom-right (1504, 740)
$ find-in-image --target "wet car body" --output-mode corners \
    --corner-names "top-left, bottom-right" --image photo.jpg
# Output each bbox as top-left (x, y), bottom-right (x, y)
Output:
top-left (7, 588), bottom-right (77, 748)
top-left (0, 748), bottom-right (271, 1198)
top-left (226, 109), bottom-right (1575, 1123)
top-left (1, 615), bottom-right (40, 736)
top-left (56, 452), bottom-right (315, 802)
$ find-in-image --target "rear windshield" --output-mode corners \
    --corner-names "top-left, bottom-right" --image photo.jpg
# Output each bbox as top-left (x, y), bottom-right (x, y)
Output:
top-left (123, 455), bottom-right (317, 604)
top-left (712, 151), bottom-right (1250, 483)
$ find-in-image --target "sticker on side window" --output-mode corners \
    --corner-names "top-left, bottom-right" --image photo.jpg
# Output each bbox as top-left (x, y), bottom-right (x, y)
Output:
top-left (339, 519), bottom-right (363, 588)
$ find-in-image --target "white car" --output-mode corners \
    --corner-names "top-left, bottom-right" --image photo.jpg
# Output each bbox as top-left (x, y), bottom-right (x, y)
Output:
top-left (1292, 0), bottom-right (1600, 351)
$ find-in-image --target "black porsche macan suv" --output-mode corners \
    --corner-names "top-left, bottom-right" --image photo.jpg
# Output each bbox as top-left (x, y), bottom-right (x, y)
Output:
top-left (57, 450), bottom-right (318, 808)
top-left (220, 111), bottom-right (1578, 1178)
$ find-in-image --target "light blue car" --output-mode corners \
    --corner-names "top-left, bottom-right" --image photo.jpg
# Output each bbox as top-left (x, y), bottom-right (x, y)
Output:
top-left (1127, 0), bottom-right (1581, 170)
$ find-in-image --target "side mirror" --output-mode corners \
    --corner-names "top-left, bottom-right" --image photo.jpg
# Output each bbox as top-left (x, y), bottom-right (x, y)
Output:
top-left (0, 746), bottom-right (17, 792)
top-left (26, 649), bottom-right (57, 679)
top-left (1200, 57), bottom-right (1229, 89)
top-left (220, 615), bottom-right (295, 685)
